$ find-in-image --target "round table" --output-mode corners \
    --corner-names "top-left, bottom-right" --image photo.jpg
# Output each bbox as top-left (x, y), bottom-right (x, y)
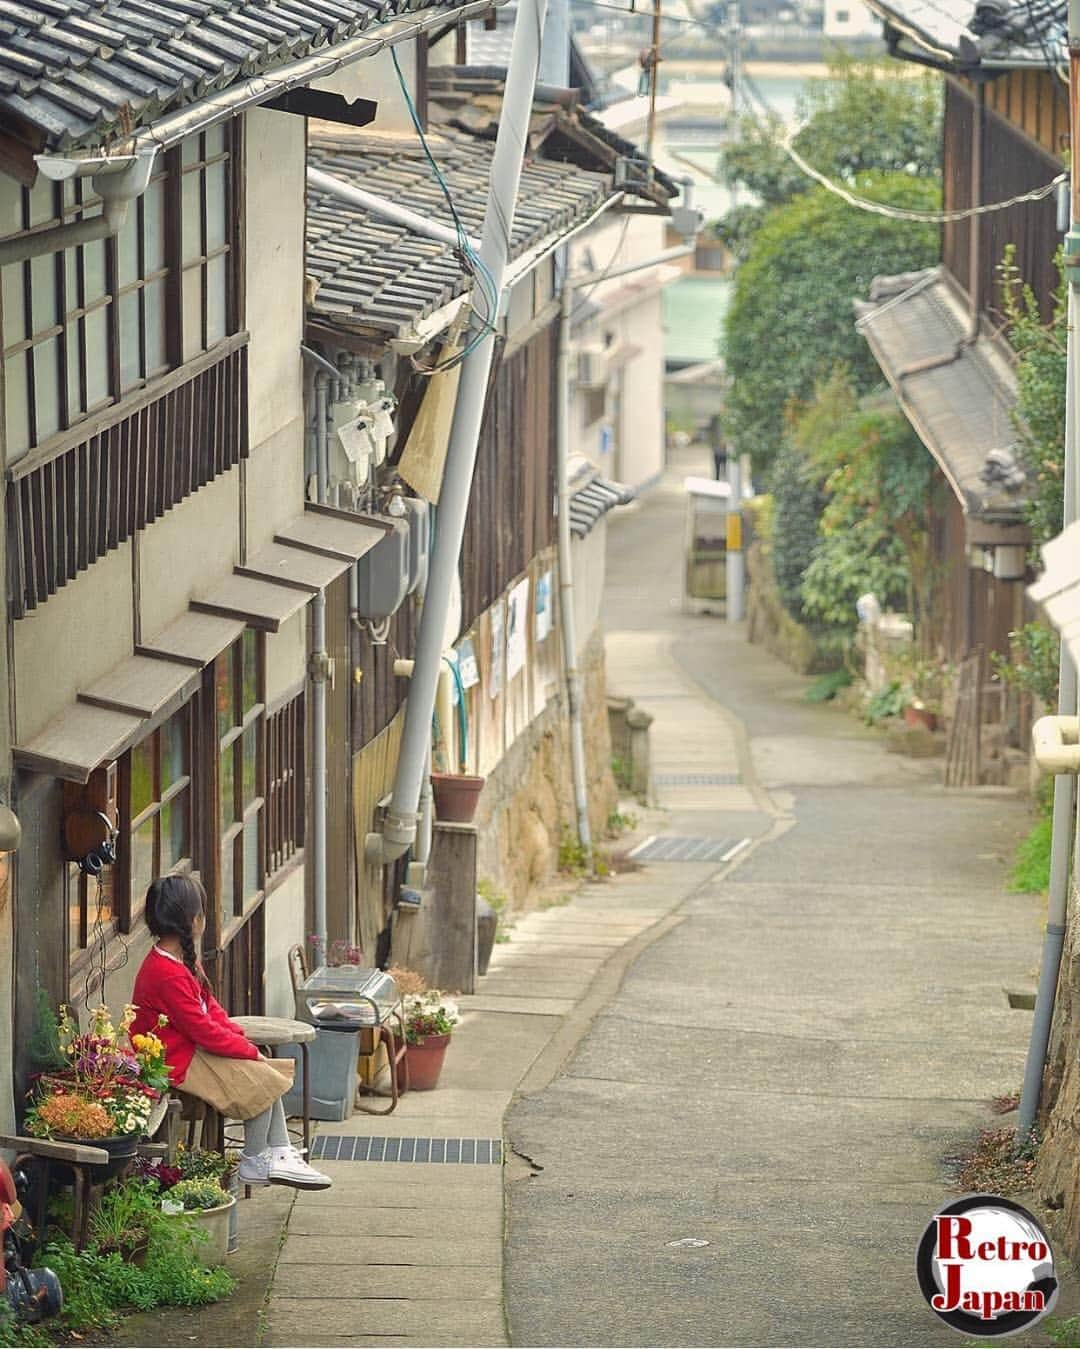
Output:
top-left (231, 1015), bottom-right (316, 1155)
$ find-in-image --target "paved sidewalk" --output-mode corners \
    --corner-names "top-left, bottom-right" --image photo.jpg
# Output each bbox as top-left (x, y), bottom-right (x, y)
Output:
top-left (260, 867), bottom-right (720, 1348)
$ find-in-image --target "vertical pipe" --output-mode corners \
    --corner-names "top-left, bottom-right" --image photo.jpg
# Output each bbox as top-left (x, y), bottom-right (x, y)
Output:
top-left (557, 279), bottom-right (593, 867)
top-left (539, 0), bottom-right (569, 86)
top-left (967, 83), bottom-right (984, 336)
top-left (1017, 5), bottom-right (1080, 1138)
top-left (645, 0), bottom-right (662, 172)
top-left (311, 369), bottom-right (330, 947)
top-left (725, 457), bottom-right (745, 623)
top-left (370, 0), bottom-right (550, 865)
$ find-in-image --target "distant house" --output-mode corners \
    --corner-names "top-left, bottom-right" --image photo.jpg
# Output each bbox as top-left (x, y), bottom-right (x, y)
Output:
top-left (823, 0), bottom-right (881, 41)
top-left (855, 0), bottom-right (1064, 777)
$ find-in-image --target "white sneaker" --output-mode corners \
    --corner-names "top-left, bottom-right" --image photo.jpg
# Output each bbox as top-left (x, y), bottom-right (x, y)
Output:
top-left (237, 1150), bottom-right (272, 1187)
top-left (268, 1145), bottom-right (332, 1191)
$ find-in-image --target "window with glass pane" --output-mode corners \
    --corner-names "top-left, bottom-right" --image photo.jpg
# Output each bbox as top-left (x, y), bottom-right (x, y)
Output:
top-left (0, 118), bottom-right (237, 462)
top-left (217, 631), bottom-right (265, 933)
top-left (179, 124), bottom-right (234, 362)
top-left (125, 705), bottom-right (193, 927)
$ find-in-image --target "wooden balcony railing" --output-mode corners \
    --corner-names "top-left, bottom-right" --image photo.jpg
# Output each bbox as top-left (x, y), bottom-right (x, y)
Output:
top-left (6, 334), bottom-right (249, 618)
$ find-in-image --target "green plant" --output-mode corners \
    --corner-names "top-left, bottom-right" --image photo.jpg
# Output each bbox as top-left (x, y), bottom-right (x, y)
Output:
top-left (168, 1178), bottom-right (228, 1212)
top-left (769, 443), bottom-right (825, 622)
top-left (478, 879), bottom-right (514, 944)
top-left (1046, 1316), bottom-right (1080, 1346)
top-left (558, 831), bottom-right (591, 877)
top-left (605, 809), bottom-right (638, 836)
top-left (402, 991), bottom-right (459, 1045)
top-left (804, 669), bottom-right (853, 703)
top-left (0, 1304), bottom-right (52, 1348)
top-left (991, 622), bottom-right (1060, 707)
top-left (1000, 246), bottom-right (1067, 552)
top-left (865, 681), bottom-right (905, 724)
top-left (1010, 782), bottom-right (1054, 895)
top-left (724, 174), bottom-right (939, 471)
top-left (87, 1177), bottom-right (159, 1256)
top-left (175, 1145), bottom-right (233, 1184)
top-left (610, 755), bottom-right (630, 789)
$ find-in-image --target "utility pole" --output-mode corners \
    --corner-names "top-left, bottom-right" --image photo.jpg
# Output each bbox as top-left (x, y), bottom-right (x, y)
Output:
top-left (1017, 0), bottom-right (1080, 1139)
top-left (645, 0), bottom-right (662, 172)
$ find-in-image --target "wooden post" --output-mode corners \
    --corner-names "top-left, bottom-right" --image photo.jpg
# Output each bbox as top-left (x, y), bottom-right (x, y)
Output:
top-left (390, 821), bottom-right (477, 992)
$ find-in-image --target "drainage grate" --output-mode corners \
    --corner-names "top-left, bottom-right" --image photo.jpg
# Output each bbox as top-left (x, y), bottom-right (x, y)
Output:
top-left (627, 836), bottom-right (749, 863)
top-left (309, 1136), bottom-right (503, 1165)
top-left (653, 772), bottom-right (741, 786)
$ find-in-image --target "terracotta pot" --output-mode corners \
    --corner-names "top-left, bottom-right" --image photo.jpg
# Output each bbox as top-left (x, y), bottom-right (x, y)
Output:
top-left (397, 1034), bottom-right (451, 1092)
top-left (903, 705), bottom-right (937, 732)
top-left (429, 773), bottom-right (485, 824)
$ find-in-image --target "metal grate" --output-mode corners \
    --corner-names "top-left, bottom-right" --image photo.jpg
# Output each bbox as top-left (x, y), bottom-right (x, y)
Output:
top-left (309, 1135), bottom-right (502, 1164)
top-left (627, 836), bottom-right (749, 863)
top-left (653, 772), bottom-right (740, 785)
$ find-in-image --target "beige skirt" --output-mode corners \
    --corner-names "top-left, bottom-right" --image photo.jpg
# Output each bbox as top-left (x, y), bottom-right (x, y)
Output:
top-left (180, 1049), bottom-right (295, 1121)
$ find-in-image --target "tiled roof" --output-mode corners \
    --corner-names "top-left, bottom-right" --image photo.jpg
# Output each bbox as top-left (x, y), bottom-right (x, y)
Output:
top-left (568, 456), bottom-right (632, 538)
top-left (0, 0), bottom-right (478, 153)
top-left (864, 0), bottom-right (1066, 71)
top-left (855, 267), bottom-right (1029, 521)
top-left (307, 128), bottom-right (608, 338)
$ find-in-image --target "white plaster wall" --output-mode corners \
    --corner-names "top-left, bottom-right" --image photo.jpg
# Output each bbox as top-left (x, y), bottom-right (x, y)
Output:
top-left (824, 0), bottom-right (881, 38)
top-left (313, 46), bottom-right (417, 133)
top-left (244, 416), bottom-right (307, 555)
top-left (138, 469), bottom-right (240, 638)
top-left (14, 544), bottom-right (134, 742)
top-left (613, 292), bottom-right (665, 490)
top-left (244, 108), bottom-right (306, 453)
top-left (571, 524), bottom-right (608, 661)
top-left (266, 609), bottom-right (307, 705)
top-left (264, 867), bottom-right (306, 1018)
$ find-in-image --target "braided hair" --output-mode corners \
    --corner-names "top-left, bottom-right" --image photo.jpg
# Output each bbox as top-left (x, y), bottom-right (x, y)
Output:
top-left (145, 874), bottom-right (207, 984)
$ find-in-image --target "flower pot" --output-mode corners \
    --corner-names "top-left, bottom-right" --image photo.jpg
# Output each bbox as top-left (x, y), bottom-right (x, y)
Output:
top-left (170, 1195), bottom-right (236, 1267)
top-left (397, 1034), bottom-right (451, 1092)
top-left (56, 1133), bottom-right (139, 1179)
top-left (429, 773), bottom-right (485, 824)
top-left (903, 705), bottom-right (937, 732)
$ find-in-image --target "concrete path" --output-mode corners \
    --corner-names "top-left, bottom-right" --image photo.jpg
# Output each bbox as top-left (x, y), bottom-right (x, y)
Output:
top-left (503, 469), bottom-right (1050, 1347)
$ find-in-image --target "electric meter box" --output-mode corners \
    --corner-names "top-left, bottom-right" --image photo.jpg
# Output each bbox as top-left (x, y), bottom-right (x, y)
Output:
top-left (354, 516), bottom-right (410, 621)
top-left (402, 497), bottom-right (431, 595)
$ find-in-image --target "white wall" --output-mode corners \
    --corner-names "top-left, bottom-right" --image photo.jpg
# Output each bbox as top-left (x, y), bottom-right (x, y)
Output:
top-left (264, 867), bottom-right (306, 1018)
top-left (824, 0), bottom-right (881, 39)
top-left (244, 107), bottom-right (306, 454)
top-left (313, 46), bottom-right (418, 134)
top-left (568, 213), bottom-right (670, 490)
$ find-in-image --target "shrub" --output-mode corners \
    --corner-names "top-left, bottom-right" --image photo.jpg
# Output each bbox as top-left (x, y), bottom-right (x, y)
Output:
top-left (168, 1178), bottom-right (228, 1212)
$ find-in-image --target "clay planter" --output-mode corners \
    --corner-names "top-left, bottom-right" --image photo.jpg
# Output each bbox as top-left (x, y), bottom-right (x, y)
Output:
top-left (430, 773), bottom-right (485, 824)
top-left (903, 705), bottom-right (938, 733)
top-left (397, 1034), bottom-right (451, 1092)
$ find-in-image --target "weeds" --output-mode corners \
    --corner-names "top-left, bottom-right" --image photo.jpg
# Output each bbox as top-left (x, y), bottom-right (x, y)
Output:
top-left (478, 879), bottom-right (514, 944)
top-left (804, 669), bottom-right (853, 703)
top-left (1046, 1316), bottom-right (1080, 1346)
top-left (558, 833), bottom-right (611, 879)
top-left (605, 810), bottom-right (638, 837)
top-left (1010, 780), bottom-right (1054, 895)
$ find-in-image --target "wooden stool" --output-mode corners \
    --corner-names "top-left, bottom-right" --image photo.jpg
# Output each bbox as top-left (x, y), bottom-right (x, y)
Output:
top-left (230, 1015), bottom-right (315, 1156)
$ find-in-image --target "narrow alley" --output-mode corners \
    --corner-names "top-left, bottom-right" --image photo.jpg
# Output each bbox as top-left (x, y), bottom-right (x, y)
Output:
top-left (503, 457), bottom-right (1044, 1346)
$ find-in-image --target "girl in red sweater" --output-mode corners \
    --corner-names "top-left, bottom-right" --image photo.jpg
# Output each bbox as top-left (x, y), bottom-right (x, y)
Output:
top-left (131, 875), bottom-right (331, 1191)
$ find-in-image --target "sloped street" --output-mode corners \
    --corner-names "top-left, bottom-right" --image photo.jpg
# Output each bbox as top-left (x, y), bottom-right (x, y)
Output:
top-left (504, 463), bottom-right (1047, 1347)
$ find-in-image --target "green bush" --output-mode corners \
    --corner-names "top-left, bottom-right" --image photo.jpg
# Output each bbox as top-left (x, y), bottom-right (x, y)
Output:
top-left (169, 1178), bottom-right (227, 1211)
top-left (769, 444), bottom-right (824, 622)
top-left (1009, 783), bottom-right (1055, 895)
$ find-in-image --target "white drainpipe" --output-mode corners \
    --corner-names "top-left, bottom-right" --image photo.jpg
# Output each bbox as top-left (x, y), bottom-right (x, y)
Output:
top-left (0, 150), bottom-right (157, 266)
top-left (366, 0), bottom-right (549, 867)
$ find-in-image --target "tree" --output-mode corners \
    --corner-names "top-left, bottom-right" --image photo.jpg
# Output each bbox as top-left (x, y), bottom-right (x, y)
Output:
top-left (723, 173), bottom-right (940, 469)
top-left (791, 369), bottom-right (939, 639)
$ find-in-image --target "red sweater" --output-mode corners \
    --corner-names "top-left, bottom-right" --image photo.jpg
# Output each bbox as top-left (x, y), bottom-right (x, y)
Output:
top-left (131, 947), bottom-right (259, 1085)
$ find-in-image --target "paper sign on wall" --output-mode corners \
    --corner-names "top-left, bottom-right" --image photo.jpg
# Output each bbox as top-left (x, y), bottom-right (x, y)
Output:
top-left (456, 637), bottom-right (479, 690)
top-left (535, 570), bottom-right (552, 642)
top-left (506, 578), bottom-right (529, 682)
top-left (490, 602), bottom-right (504, 699)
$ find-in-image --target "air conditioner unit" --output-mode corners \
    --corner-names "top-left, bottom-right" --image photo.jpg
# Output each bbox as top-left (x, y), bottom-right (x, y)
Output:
top-left (577, 348), bottom-right (609, 388)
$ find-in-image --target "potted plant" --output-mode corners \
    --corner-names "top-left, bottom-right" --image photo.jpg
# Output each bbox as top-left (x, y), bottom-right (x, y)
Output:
top-left (429, 771), bottom-right (486, 824)
top-left (398, 990), bottom-right (460, 1091)
top-left (160, 1179), bottom-right (235, 1267)
top-left (24, 1004), bottom-right (171, 1176)
top-left (86, 1174), bottom-right (161, 1263)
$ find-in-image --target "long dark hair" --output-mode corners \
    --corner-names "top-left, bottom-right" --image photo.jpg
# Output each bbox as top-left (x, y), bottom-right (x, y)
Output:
top-left (145, 874), bottom-right (206, 982)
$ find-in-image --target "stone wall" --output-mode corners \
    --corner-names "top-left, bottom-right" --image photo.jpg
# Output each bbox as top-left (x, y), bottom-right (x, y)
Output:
top-left (1034, 885), bottom-right (1080, 1259)
top-left (472, 626), bottom-right (618, 907)
top-left (746, 540), bottom-right (845, 675)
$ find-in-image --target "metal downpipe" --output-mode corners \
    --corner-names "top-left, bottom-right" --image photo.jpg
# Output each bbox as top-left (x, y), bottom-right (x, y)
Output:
top-left (307, 359), bottom-right (332, 946)
top-left (556, 278), bottom-right (593, 868)
top-left (366, 0), bottom-right (549, 867)
top-left (1017, 7), bottom-right (1080, 1135)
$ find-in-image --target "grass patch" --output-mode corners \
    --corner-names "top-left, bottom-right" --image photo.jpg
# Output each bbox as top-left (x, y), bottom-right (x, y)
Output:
top-left (1010, 783), bottom-right (1054, 894)
top-left (804, 668), bottom-right (853, 703)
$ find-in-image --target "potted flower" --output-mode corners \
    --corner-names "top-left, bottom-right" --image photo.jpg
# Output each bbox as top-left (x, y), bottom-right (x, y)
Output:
top-left (24, 1004), bottom-right (171, 1175)
top-left (900, 656), bottom-right (945, 733)
top-left (161, 1178), bottom-right (235, 1267)
top-left (398, 990), bottom-right (460, 1091)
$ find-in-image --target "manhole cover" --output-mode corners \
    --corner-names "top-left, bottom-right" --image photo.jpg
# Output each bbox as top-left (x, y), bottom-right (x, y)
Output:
top-left (628, 836), bottom-right (749, 863)
top-left (310, 1136), bottom-right (503, 1164)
